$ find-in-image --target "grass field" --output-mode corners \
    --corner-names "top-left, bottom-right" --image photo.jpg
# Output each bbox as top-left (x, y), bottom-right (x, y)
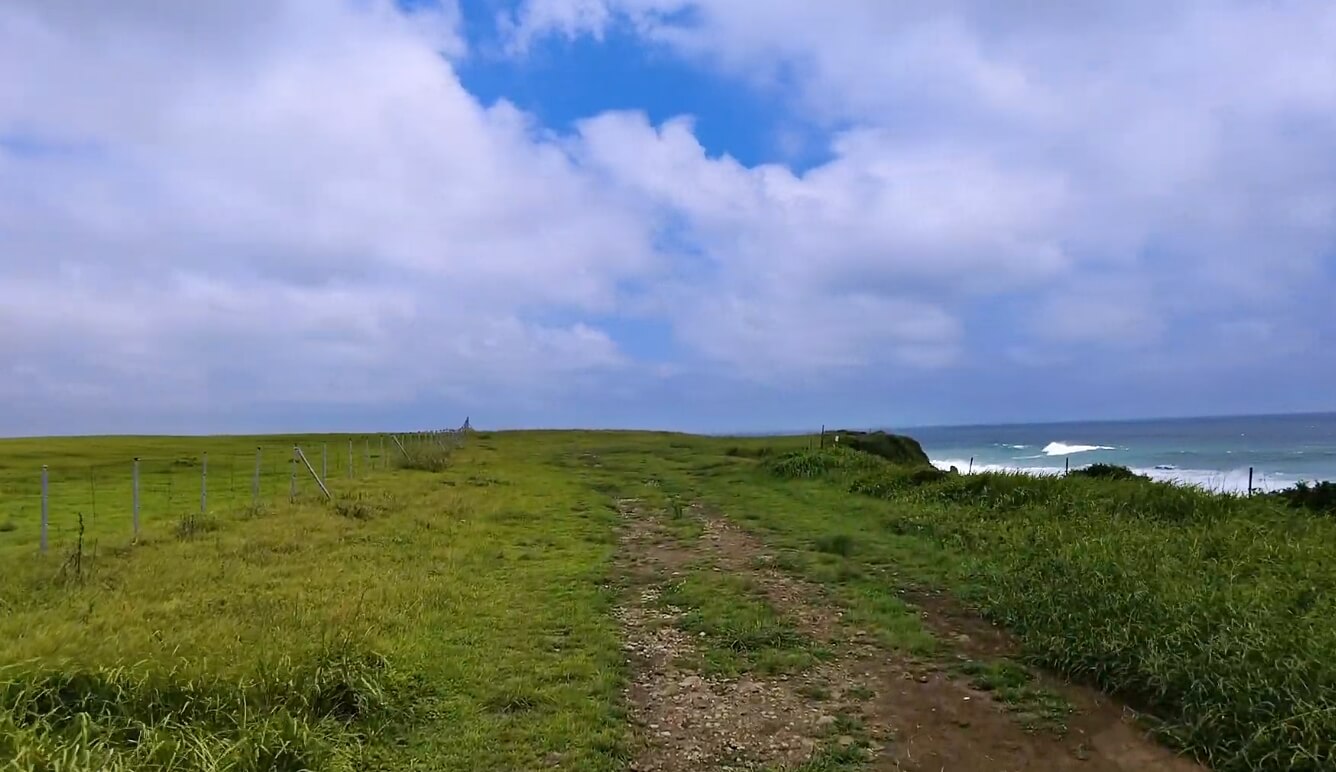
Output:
top-left (2, 430), bottom-right (1333, 770)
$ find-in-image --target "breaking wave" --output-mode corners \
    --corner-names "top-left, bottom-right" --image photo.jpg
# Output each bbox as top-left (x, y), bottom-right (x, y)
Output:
top-left (1042, 442), bottom-right (1117, 456)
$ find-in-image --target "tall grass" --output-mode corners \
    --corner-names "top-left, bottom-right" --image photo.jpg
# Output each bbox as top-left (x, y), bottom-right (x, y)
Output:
top-left (0, 640), bottom-right (402, 771)
top-left (769, 450), bottom-right (1336, 770)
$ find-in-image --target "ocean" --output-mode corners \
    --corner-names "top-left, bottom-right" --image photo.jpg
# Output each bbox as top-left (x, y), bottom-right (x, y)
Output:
top-left (894, 413), bottom-right (1336, 494)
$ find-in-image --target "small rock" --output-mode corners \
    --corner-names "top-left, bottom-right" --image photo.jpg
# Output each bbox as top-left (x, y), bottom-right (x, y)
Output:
top-left (679, 675), bottom-right (704, 689)
top-left (1074, 744), bottom-right (1092, 761)
top-left (837, 735), bottom-right (856, 748)
top-left (916, 674), bottom-right (930, 683)
top-left (816, 715), bottom-right (837, 727)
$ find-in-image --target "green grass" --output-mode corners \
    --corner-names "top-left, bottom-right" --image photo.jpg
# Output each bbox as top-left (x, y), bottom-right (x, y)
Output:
top-left (659, 569), bottom-right (824, 677)
top-left (766, 449), bottom-right (1336, 771)
top-left (955, 659), bottom-right (1071, 732)
top-left (0, 433), bottom-right (630, 770)
top-left (8, 428), bottom-right (1332, 770)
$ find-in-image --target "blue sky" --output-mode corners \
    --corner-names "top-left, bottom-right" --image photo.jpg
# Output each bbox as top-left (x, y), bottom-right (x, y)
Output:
top-left (2, 0), bottom-right (1335, 435)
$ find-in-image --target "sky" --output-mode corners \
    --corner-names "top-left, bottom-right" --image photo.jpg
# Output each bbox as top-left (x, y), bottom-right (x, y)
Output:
top-left (2, 0), bottom-right (1335, 435)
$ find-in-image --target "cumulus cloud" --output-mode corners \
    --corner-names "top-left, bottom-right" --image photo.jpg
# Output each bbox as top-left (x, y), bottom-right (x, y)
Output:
top-left (0, 0), bottom-right (653, 427)
top-left (3, 0), bottom-right (1336, 431)
top-left (512, 0), bottom-right (1336, 373)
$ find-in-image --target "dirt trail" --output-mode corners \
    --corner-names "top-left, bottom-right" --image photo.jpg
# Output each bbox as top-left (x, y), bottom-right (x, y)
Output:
top-left (614, 498), bottom-right (1203, 772)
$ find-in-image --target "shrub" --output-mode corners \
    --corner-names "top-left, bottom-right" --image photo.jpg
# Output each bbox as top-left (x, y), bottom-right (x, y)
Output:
top-left (1266, 480), bottom-right (1336, 515)
top-left (1070, 463), bottom-right (1148, 481)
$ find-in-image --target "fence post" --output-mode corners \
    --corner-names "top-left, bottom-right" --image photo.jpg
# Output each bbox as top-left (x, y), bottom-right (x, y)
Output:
top-left (1065, 457), bottom-right (1070, 475)
top-left (253, 448), bottom-right (261, 504)
top-left (290, 447), bottom-right (298, 501)
top-left (133, 458), bottom-right (140, 540)
top-left (40, 465), bottom-right (49, 553)
top-left (322, 442), bottom-right (328, 482)
top-left (201, 452), bottom-right (208, 514)
top-left (1248, 467), bottom-right (1254, 497)
top-left (968, 457), bottom-right (974, 474)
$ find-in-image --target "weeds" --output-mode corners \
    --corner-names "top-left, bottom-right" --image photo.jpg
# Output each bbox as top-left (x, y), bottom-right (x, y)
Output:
top-left (331, 492), bottom-right (395, 520)
top-left (394, 445), bottom-right (451, 473)
top-left (174, 512), bottom-right (218, 540)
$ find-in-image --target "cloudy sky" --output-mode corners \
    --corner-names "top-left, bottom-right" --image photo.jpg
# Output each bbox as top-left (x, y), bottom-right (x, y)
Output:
top-left (2, 0), bottom-right (1334, 435)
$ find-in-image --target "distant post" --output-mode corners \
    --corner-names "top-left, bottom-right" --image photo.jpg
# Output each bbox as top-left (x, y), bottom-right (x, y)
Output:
top-left (40, 465), bottom-right (49, 553)
top-left (201, 452), bottom-right (208, 514)
top-left (1248, 467), bottom-right (1254, 497)
top-left (253, 448), bottom-right (261, 505)
top-left (1065, 457), bottom-right (1070, 475)
top-left (380, 436), bottom-right (385, 468)
top-left (132, 458), bottom-right (140, 540)
top-left (820, 425), bottom-right (826, 449)
top-left (290, 447), bottom-right (298, 501)
top-left (348, 439), bottom-right (354, 479)
top-left (968, 457), bottom-right (974, 474)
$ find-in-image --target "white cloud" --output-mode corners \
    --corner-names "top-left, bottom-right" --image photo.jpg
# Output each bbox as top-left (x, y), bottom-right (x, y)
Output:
top-left (4, 0), bottom-right (1336, 429)
top-left (0, 0), bottom-right (651, 422)
top-left (513, 0), bottom-right (1336, 370)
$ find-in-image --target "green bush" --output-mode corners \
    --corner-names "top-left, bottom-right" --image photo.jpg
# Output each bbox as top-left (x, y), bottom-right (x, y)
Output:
top-left (1266, 480), bottom-right (1336, 515)
top-left (1069, 463), bottom-right (1148, 481)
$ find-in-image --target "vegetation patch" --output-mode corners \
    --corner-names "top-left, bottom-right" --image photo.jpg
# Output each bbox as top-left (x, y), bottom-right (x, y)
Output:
top-left (956, 659), bottom-right (1071, 732)
top-left (1265, 480), bottom-right (1336, 515)
top-left (660, 570), bottom-right (821, 676)
top-left (770, 449), bottom-right (1336, 770)
top-left (1068, 463), bottom-right (1148, 481)
top-left (0, 642), bottom-right (402, 771)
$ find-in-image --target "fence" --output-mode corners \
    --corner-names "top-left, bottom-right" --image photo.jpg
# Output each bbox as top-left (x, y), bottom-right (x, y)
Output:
top-left (0, 427), bottom-right (468, 557)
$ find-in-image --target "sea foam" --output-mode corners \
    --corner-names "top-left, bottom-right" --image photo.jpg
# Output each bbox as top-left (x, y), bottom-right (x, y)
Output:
top-left (1042, 442), bottom-right (1117, 456)
top-left (929, 458), bottom-right (1295, 494)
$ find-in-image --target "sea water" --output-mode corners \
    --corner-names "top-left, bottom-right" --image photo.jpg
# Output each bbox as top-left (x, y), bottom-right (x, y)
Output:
top-left (896, 413), bottom-right (1336, 494)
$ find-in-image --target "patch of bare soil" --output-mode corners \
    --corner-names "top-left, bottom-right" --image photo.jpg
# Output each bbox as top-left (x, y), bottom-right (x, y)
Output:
top-left (614, 499), bottom-right (1203, 772)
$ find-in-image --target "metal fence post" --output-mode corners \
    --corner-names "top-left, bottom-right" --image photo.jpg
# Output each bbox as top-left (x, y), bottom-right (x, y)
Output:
top-left (132, 458), bottom-right (140, 540)
top-left (253, 448), bottom-right (261, 504)
top-left (201, 452), bottom-right (208, 514)
top-left (290, 447), bottom-right (298, 501)
top-left (40, 465), bottom-right (49, 553)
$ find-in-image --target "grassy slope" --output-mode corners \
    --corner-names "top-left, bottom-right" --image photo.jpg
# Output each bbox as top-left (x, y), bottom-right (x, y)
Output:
top-left (6, 429), bottom-right (1334, 771)
top-left (0, 433), bottom-right (628, 770)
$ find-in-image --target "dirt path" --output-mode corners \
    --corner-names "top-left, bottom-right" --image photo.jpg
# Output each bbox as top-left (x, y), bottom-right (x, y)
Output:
top-left (614, 498), bottom-right (1204, 772)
